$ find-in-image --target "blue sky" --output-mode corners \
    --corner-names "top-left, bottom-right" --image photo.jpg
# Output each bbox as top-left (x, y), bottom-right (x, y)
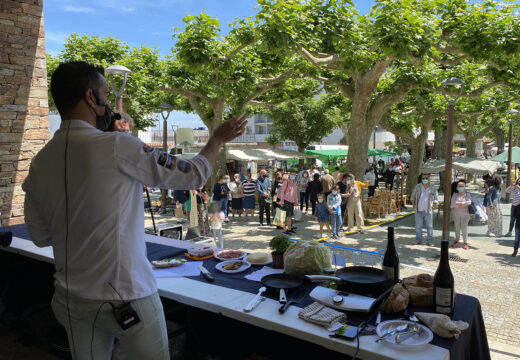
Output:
top-left (42, 0), bottom-right (369, 129)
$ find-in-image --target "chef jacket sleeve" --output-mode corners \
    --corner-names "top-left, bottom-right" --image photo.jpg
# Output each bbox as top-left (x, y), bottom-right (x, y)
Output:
top-left (22, 176), bottom-right (52, 247)
top-left (115, 133), bottom-right (212, 190)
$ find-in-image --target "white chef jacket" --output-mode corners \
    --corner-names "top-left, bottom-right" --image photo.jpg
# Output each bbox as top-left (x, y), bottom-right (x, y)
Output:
top-left (22, 120), bottom-right (211, 300)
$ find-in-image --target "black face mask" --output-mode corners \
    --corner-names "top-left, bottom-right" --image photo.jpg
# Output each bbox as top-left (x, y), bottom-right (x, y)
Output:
top-left (92, 92), bottom-right (121, 131)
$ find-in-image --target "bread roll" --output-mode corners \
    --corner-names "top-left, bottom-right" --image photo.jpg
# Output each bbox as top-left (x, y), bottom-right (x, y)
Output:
top-left (381, 283), bottom-right (409, 314)
top-left (247, 253), bottom-right (271, 263)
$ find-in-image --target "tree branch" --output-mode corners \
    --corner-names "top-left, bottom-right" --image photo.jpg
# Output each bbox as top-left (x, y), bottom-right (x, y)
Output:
top-left (217, 39), bottom-right (257, 61)
top-left (249, 100), bottom-right (284, 108)
top-left (432, 54), bottom-right (469, 66)
top-left (164, 85), bottom-right (213, 105)
top-left (433, 43), bottom-right (463, 55)
top-left (238, 70), bottom-right (295, 116)
top-left (297, 47), bottom-right (342, 67)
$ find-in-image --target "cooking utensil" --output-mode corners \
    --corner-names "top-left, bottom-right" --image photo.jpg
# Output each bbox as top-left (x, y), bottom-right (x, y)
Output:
top-left (395, 325), bottom-right (420, 344)
top-left (199, 265), bottom-right (214, 282)
top-left (279, 289), bottom-right (287, 304)
top-left (305, 266), bottom-right (390, 296)
top-left (375, 323), bottom-right (408, 343)
top-left (279, 286), bottom-right (306, 314)
top-left (244, 286), bottom-right (266, 312)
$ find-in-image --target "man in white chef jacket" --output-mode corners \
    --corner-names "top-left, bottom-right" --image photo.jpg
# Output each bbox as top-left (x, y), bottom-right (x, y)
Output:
top-left (22, 61), bottom-right (246, 360)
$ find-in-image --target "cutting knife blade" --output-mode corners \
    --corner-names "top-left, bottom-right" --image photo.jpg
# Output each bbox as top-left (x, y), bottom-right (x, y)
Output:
top-left (199, 265), bottom-right (214, 282)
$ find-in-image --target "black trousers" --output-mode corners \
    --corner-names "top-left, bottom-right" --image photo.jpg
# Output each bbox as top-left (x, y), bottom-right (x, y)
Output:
top-left (299, 192), bottom-right (309, 211)
top-left (368, 185), bottom-right (376, 197)
top-left (259, 197), bottom-right (271, 224)
top-left (310, 199), bottom-right (317, 216)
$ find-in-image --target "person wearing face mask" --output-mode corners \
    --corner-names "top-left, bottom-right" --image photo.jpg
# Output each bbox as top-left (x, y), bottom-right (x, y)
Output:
top-left (450, 181), bottom-right (472, 249)
top-left (213, 175), bottom-right (230, 222)
top-left (364, 167), bottom-right (377, 197)
top-left (344, 174), bottom-right (365, 233)
top-left (410, 173), bottom-right (439, 246)
top-left (280, 171), bottom-right (299, 234)
top-left (485, 175), bottom-right (503, 238)
top-left (229, 173), bottom-right (244, 219)
top-left (504, 178), bottom-right (520, 238)
top-left (298, 170), bottom-right (310, 212)
top-left (321, 169), bottom-right (336, 198)
top-left (327, 185), bottom-right (343, 239)
top-left (313, 194), bottom-right (331, 238)
top-left (22, 61), bottom-right (247, 360)
top-left (308, 173), bottom-right (323, 217)
top-left (257, 169), bottom-right (272, 226)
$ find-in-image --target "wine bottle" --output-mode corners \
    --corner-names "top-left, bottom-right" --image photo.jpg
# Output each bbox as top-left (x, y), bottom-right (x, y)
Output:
top-left (382, 226), bottom-right (400, 284)
top-left (433, 240), bottom-right (455, 316)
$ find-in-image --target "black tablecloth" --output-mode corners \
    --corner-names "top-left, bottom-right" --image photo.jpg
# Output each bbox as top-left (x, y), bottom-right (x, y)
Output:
top-left (6, 224), bottom-right (491, 360)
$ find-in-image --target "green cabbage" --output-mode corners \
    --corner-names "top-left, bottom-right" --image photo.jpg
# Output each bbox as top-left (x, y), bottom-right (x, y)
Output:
top-left (283, 240), bottom-right (332, 277)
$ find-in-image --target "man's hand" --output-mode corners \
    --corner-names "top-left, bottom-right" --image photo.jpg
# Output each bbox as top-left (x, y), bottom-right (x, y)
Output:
top-left (211, 115), bottom-right (248, 144)
top-left (262, 193), bottom-right (269, 198)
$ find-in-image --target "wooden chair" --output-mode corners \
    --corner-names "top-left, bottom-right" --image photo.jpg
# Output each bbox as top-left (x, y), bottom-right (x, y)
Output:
top-left (369, 198), bottom-right (385, 219)
top-left (362, 196), bottom-right (372, 217)
top-left (436, 202), bottom-right (444, 220)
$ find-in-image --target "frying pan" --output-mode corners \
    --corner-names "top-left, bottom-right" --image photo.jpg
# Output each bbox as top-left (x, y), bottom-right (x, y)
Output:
top-left (305, 266), bottom-right (390, 296)
top-left (261, 273), bottom-right (302, 290)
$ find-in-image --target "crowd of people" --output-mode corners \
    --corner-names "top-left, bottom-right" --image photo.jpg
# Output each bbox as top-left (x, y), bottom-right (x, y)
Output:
top-left (169, 160), bottom-right (411, 244)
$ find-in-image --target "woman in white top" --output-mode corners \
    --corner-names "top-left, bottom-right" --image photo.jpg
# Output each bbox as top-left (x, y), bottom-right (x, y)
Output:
top-left (229, 173), bottom-right (244, 219)
top-left (450, 181), bottom-right (472, 249)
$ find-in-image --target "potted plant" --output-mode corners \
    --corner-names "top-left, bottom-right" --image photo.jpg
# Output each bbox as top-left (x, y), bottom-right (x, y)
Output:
top-left (269, 235), bottom-right (292, 269)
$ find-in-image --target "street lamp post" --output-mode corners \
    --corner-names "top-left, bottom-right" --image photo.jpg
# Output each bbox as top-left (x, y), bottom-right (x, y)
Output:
top-left (159, 103), bottom-right (173, 214)
top-left (506, 109), bottom-right (519, 203)
top-left (440, 77), bottom-right (464, 241)
top-left (105, 65), bottom-right (131, 112)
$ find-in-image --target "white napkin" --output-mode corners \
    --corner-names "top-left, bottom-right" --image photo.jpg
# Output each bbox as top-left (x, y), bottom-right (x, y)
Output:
top-left (415, 312), bottom-right (469, 339)
top-left (244, 266), bottom-right (284, 282)
top-left (152, 261), bottom-right (203, 278)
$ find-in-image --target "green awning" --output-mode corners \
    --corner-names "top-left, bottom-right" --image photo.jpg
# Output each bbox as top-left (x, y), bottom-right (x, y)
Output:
top-left (491, 147), bottom-right (520, 163)
top-left (368, 149), bottom-right (397, 157)
top-left (304, 148), bottom-right (397, 163)
top-left (304, 149), bottom-right (349, 163)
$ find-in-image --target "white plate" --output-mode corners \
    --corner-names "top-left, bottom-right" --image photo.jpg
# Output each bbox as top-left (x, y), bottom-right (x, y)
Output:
top-left (376, 320), bottom-right (433, 350)
top-left (215, 260), bottom-right (251, 273)
top-left (245, 254), bottom-right (273, 266)
top-left (214, 249), bottom-right (247, 261)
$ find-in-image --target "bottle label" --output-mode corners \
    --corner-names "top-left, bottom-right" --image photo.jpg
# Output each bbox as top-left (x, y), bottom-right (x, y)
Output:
top-left (382, 265), bottom-right (395, 281)
top-left (435, 287), bottom-right (453, 313)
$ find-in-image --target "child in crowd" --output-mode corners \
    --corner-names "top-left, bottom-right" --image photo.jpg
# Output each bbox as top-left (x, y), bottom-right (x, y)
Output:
top-left (209, 202), bottom-right (225, 247)
top-left (313, 193), bottom-right (331, 238)
top-left (327, 185), bottom-right (343, 239)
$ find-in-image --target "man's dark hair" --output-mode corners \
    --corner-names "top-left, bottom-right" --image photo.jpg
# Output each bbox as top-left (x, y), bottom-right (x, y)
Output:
top-left (313, 173), bottom-right (320, 181)
top-left (50, 61), bottom-right (105, 115)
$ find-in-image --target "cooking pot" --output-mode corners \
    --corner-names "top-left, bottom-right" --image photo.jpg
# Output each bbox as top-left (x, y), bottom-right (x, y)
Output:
top-left (305, 266), bottom-right (391, 296)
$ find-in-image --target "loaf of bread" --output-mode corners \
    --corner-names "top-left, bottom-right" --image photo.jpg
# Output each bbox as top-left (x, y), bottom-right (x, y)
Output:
top-left (381, 283), bottom-right (410, 314)
top-left (403, 274), bottom-right (434, 307)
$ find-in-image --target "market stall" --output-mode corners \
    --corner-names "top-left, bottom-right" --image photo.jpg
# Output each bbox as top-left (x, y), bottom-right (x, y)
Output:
top-left (420, 158), bottom-right (499, 175)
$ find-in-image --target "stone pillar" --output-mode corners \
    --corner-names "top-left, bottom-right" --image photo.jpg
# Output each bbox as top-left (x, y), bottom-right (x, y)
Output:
top-left (0, 0), bottom-right (49, 226)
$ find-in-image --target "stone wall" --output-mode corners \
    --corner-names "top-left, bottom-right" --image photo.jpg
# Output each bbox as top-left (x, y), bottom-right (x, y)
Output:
top-left (0, 0), bottom-right (49, 226)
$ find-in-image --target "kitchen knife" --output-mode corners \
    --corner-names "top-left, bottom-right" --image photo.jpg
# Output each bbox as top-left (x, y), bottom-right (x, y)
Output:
top-left (199, 265), bottom-right (214, 282)
top-left (279, 287), bottom-right (306, 314)
top-left (244, 286), bottom-right (267, 312)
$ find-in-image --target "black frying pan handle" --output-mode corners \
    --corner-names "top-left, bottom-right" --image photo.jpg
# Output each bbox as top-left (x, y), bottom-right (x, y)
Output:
top-left (279, 300), bottom-right (294, 314)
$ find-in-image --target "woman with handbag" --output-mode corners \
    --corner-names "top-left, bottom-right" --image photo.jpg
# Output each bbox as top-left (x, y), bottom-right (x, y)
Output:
top-left (450, 181), bottom-right (472, 249)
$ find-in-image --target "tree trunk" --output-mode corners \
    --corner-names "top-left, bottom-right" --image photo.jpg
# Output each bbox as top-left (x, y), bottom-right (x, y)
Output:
top-left (432, 128), bottom-right (446, 159)
top-left (297, 144), bottom-right (306, 170)
top-left (406, 139), bottom-right (426, 196)
top-left (465, 132), bottom-right (476, 158)
top-left (207, 113), bottom-right (227, 192)
top-left (493, 126), bottom-right (505, 154)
